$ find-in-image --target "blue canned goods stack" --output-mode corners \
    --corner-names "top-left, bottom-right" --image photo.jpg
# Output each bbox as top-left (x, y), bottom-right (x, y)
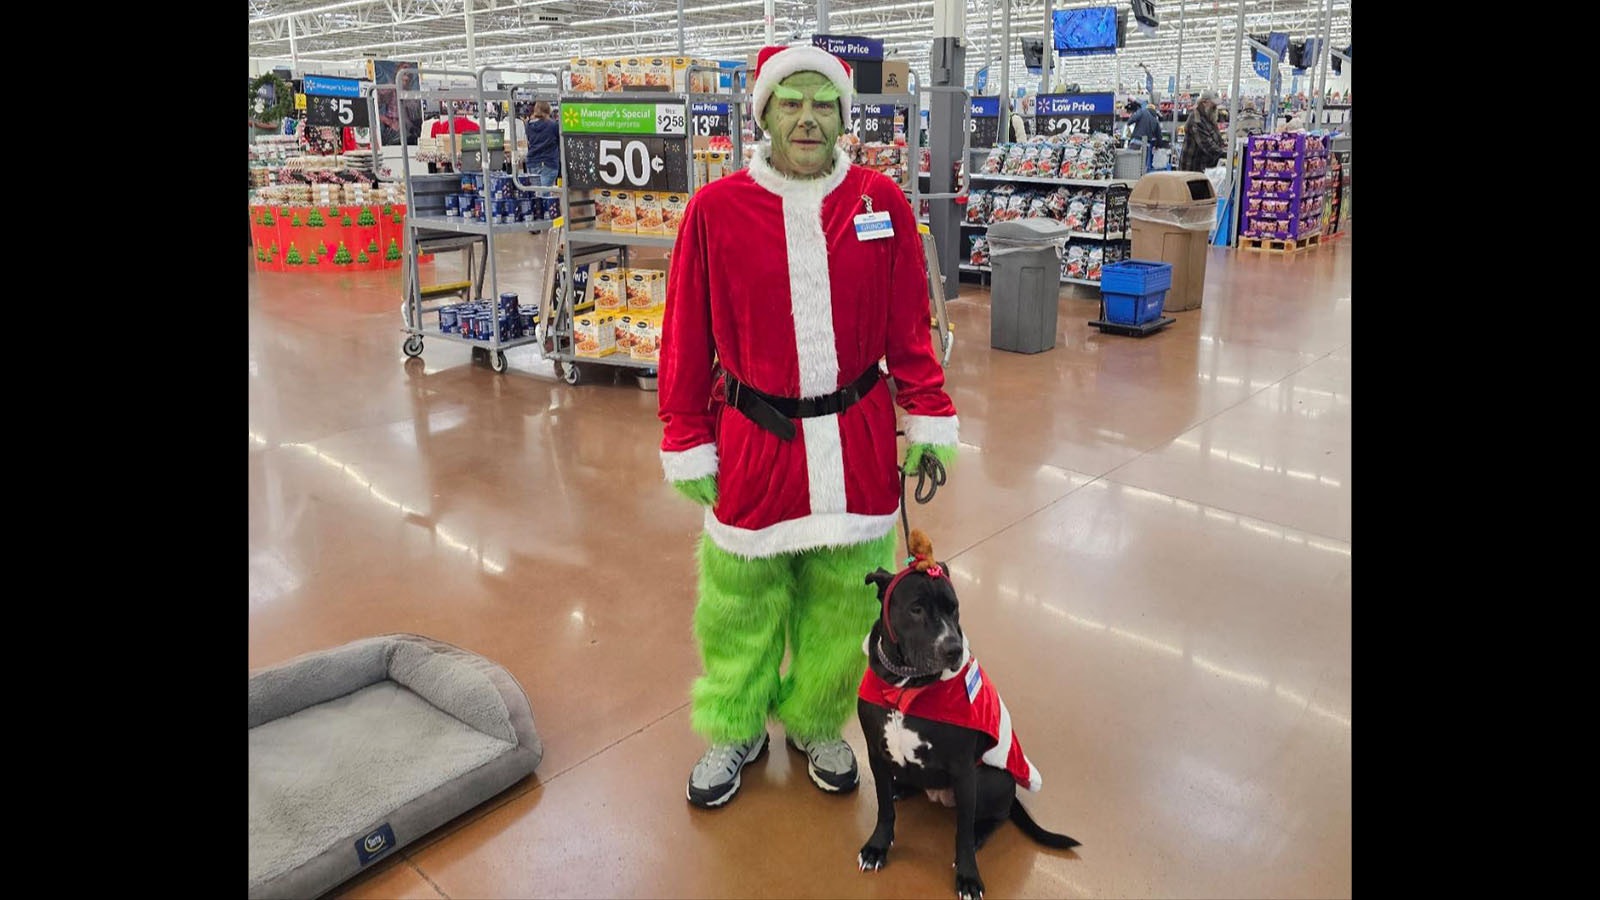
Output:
top-left (498, 292), bottom-right (519, 316)
top-left (517, 197), bottom-right (535, 222)
top-left (438, 306), bottom-right (460, 333)
top-left (444, 195), bottom-right (460, 218)
top-left (471, 196), bottom-right (486, 223)
top-left (460, 173), bottom-right (484, 195)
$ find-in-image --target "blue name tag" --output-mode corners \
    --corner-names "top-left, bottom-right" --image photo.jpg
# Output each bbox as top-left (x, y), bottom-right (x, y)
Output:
top-left (355, 823), bottom-right (397, 866)
top-left (854, 211), bottom-right (893, 241)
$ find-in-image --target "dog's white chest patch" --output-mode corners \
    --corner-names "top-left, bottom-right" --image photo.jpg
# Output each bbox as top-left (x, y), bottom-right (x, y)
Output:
top-left (883, 710), bottom-right (930, 768)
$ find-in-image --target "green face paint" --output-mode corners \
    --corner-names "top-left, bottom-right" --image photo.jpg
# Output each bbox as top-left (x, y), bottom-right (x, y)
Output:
top-left (763, 71), bottom-right (843, 179)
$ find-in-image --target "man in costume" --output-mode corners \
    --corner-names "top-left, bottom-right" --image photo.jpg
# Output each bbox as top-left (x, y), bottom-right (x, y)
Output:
top-left (659, 44), bottom-right (959, 808)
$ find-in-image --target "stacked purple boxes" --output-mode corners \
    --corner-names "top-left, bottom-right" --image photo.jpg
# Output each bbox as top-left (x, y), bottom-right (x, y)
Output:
top-left (1240, 132), bottom-right (1331, 242)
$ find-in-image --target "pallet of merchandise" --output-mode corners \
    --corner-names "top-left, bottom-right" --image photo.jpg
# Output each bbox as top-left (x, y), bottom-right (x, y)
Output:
top-left (1241, 232), bottom-right (1322, 254)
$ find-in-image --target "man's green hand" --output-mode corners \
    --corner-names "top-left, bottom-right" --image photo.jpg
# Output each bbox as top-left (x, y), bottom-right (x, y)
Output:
top-left (902, 443), bottom-right (957, 476)
top-left (672, 475), bottom-right (718, 507)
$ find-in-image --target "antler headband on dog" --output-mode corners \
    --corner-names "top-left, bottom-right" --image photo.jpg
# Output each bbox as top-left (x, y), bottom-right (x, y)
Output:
top-left (881, 529), bottom-right (946, 644)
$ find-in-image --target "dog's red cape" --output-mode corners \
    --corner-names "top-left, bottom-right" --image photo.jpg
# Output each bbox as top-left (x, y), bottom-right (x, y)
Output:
top-left (859, 657), bottom-right (1042, 792)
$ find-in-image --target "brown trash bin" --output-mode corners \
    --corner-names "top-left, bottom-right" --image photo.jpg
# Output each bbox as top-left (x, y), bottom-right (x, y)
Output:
top-left (1128, 172), bottom-right (1218, 312)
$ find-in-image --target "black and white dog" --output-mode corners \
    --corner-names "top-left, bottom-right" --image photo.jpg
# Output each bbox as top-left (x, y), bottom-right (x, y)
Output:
top-left (856, 532), bottom-right (1079, 900)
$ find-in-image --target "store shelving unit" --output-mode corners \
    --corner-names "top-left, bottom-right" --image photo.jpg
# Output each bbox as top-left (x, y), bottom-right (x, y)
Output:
top-left (548, 64), bottom-right (740, 386)
top-left (391, 66), bottom-right (566, 373)
top-left (1239, 132), bottom-right (1330, 251)
top-left (959, 159), bottom-right (1131, 288)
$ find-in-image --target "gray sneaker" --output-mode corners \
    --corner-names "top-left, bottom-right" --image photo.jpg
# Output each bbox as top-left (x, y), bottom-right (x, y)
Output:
top-left (686, 732), bottom-right (768, 808)
top-left (786, 735), bottom-right (859, 793)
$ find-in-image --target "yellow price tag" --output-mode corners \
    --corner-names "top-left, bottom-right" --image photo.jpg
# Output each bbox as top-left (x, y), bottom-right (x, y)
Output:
top-left (294, 93), bottom-right (307, 110)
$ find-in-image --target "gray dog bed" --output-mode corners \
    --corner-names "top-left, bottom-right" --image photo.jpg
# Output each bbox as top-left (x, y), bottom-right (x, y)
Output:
top-left (248, 634), bottom-right (542, 899)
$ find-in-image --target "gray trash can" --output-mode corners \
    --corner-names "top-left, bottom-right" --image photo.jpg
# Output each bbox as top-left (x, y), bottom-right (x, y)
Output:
top-left (988, 218), bottom-right (1070, 354)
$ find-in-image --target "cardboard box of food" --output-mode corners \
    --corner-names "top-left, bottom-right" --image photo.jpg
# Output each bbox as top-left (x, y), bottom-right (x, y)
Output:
top-left (643, 57), bottom-right (672, 91)
top-left (880, 60), bottom-right (911, 93)
top-left (614, 312), bottom-right (637, 354)
top-left (662, 192), bottom-right (688, 235)
top-left (622, 58), bottom-right (646, 90)
top-left (569, 58), bottom-right (600, 92)
top-left (629, 312), bottom-right (661, 362)
top-left (575, 311), bottom-right (617, 357)
top-left (593, 268), bottom-right (628, 312)
top-left (626, 268), bottom-right (666, 312)
top-left (604, 59), bottom-right (625, 92)
top-left (595, 190), bottom-right (613, 231)
top-left (609, 190), bottom-right (637, 233)
top-left (635, 192), bottom-right (664, 234)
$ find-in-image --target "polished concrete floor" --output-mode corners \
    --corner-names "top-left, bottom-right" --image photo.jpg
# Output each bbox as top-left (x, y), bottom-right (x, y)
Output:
top-left (249, 229), bottom-right (1351, 899)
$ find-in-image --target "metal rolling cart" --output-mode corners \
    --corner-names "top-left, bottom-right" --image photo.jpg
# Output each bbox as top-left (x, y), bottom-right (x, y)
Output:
top-left (388, 66), bottom-right (567, 374)
top-left (547, 64), bottom-right (742, 387)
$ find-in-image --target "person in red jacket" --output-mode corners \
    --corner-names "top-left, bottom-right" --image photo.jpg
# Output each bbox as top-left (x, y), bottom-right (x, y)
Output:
top-left (659, 44), bottom-right (958, 809)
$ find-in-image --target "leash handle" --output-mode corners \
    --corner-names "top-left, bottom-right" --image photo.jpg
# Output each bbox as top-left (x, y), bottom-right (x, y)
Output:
top-left (894, 430), bottom-right (947, 562)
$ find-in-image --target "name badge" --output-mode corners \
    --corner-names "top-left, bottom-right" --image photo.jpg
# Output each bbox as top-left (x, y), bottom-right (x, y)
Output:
top-left (854, 211), bottom-right (893, 241)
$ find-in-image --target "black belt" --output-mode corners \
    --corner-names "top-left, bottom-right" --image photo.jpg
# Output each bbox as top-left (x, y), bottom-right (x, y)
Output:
top-left (725, 365), bottom-right (882, 441)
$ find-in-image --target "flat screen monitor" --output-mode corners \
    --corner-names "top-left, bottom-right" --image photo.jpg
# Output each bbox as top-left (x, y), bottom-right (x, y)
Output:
top-left (1021, 37), bottom-right (1044, 73)
top-left (1052, 6), bottom-right (1118, 54)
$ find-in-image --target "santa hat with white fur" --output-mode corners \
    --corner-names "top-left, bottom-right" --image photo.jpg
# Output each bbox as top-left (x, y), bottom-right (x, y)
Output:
top-left (750, 45), bottom-right (854, 129)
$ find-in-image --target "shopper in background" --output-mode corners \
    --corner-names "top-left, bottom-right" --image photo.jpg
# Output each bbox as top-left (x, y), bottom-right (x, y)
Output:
top-left (1179, 90), bottom-right (1226, 172)
top-left (524, 101), bottom-right (561, 185)
top-left (1009, 101), bottom-right (1028, 141)
top-left (1125, 99), bottom-right (1163, 170)
top-left (659, 45), bottom-right (957, 810)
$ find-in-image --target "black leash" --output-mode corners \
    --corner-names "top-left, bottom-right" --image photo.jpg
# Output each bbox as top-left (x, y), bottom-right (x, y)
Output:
top-left (895, 429), bottom-right (947, 561)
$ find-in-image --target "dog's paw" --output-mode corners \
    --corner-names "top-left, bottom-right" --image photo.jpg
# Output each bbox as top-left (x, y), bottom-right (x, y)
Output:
top-left (858, 843), bottom-right (890, 872)
top-left (955, 871), bottom-right (985, 900)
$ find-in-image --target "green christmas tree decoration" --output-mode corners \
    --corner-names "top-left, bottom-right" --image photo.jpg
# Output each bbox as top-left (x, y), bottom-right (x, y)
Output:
top-left (318, 241), bottom-right (329, 258)
top-left (279, 207), bottom-right (291, 219)
top-left (385, 239), bottom-right (401, 261)
top-left (392, 214), bottom-right (402, 225)
top-left (260, 209), bottom-right (275, 226)
top-left (357, 251), bottom-right (371, 264)
top-left (292, 214), bottom-right (302, 227)
top-left (257, 248), bottom-right (267, 262)
top-left (307, 209), bottom-right (326, 227)
top-left (334, 243), bottom-right (353, 265)
top-left (328, 207), bottom-right (340, 221)
top-left (359, 208), bottom-right (377, 227)
top-left (367, 239), bottom-right (380, 255)
top-left (341, 214), bottom-right (353, 226)
top-left (383, 204), bottom-right (394, 216)
top-left (308, 253), bottom-right (321, 265)
top-left (285, 244), bottom-right (303, 265)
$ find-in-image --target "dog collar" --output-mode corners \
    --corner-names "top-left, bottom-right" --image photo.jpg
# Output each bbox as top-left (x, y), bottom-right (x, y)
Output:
top-left (875, 636), bottom-right (942, 681)
top-left (880, 557), bottom-right (946, 644)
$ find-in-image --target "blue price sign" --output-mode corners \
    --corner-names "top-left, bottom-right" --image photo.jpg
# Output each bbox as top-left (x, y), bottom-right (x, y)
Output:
top-left (812, 34), bottom-right (884, 60)
top-left (303, 73), bottom-right (368, 127)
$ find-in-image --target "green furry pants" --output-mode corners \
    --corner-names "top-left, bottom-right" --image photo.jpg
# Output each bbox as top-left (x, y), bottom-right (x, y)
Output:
top-left (690, 531), bottom-right (897, 744)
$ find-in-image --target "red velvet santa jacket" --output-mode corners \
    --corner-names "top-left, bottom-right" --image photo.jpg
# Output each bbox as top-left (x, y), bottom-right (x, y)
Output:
top-left (658, 146), bottom-right (958, 558)
top-left (859, 643), bottom-right (1042, 792)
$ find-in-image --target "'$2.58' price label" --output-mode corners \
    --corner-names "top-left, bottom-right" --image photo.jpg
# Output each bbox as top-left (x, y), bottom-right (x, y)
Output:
top-left (655, 105), bottom-right (686, 136)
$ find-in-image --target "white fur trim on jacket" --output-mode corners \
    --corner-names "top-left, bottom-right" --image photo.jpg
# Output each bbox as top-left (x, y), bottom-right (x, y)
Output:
top-left (704, 509), bottom-right (897, 559)
top-left (660, 443), bottom-right (718, 482)
top-left (747, 143), bottom-right (854, 203)
top-left (802, 416), bottom-right (847, 514)
top-left (751, 45), bottom-right (855, 129)
top-left (904, 413), bottom-right (959, 446)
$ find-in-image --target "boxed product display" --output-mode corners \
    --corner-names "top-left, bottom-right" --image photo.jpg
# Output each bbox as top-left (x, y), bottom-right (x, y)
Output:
top-left (575, 311), bottom-right (617, 357)
top-left (609, 190), bottom-right (637, 232)
top-left (596, 190), bottom-right (613, 230)
top-left (593, 269), bottom-right (628, 312)
top-left (605, 59), bottom-right (625, 92)
top-left (643, 57), bottom-right (673, 90)
top-left (635, 192), bottom-right (664, 234)
top-left (568, 58), bottom-right (601, 92)
top-left (629, 312), bottom-right (661, 362)
top-left (614, 312), bottom-right (638, 354)
top-left (622, 57), bottom-right (646, 90)
top-left (662, 192), bottom-right (688, 235)
top-left (626, 269), bottom-right (666, 312)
